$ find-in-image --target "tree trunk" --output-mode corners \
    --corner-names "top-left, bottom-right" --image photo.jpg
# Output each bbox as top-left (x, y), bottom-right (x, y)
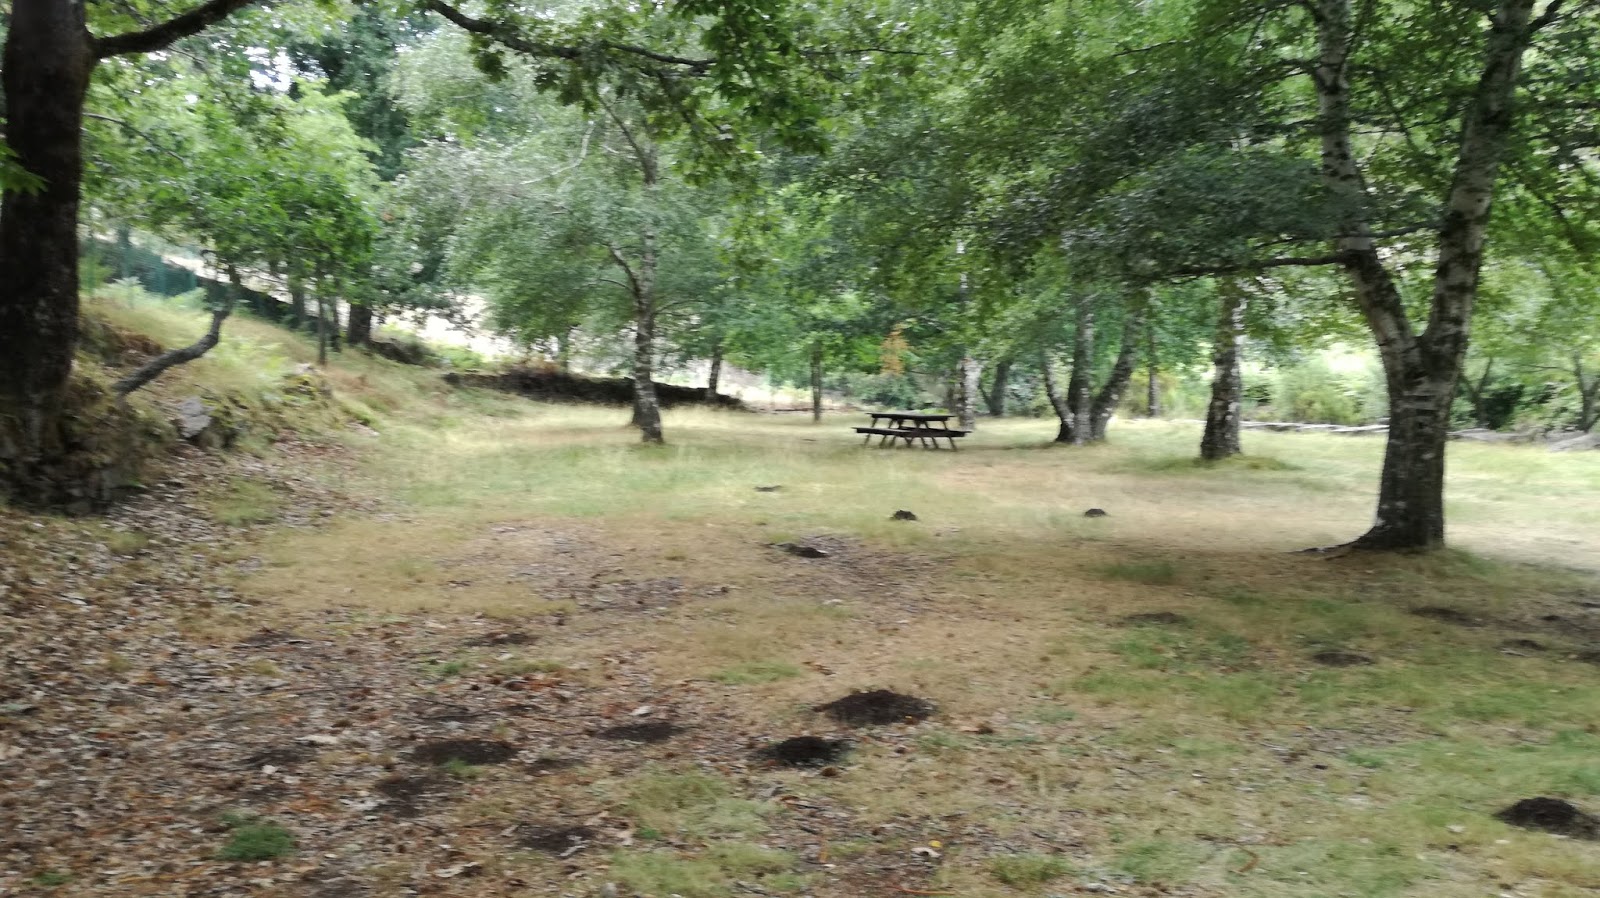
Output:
top-left (1460, 358), bottom-right (1494, 429)
top-left (0, 6), bottom-right (97, 476)
top-left (1090, 309), bottom-right (1142, 441)
top-left (810, 341), bottom-right (824, 423)
top-left (705, 340), bottom-right (723, 400)
top-left (1572, 353), bottom-right (1596, 433)
top-left (956, 354), bottom-right (981, 431)
top-left (347, 301), bottom-right (373, 348)
top-left (114, 264), bottom-right (239, 397)
top-left (1145, 320), bottom-right (1161, 418)
top-left (1062, 296), bottom-right (1095, 444)
top-left (984, 358), bottom-right (1011, 417)
top-left (1200, 285), bottom-right (1246, 461)
top-left (628, 230), bottom-right (664, 444)
top-left (316, 288), bottom-right (330, 367)
top-left (288, 265), bottom-right (308, 328)
top-left (1312, 0), bottom-right (1538, 550)
top-left (1041, 349), bottom-right (1072, 441)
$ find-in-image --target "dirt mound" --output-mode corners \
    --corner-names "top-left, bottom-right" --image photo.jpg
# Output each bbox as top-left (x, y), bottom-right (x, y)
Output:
top-left (373, 773), bottom-right (451, 817)
top-left (756, 736), bottom-right (851, 767)
top-left (1311, 650), bottom-right (1373, 667)
top-left (1575, 648), bottom-right (1600, 665)
top-left (527, 756), bottom-right (583, 774)
top-left (818, 690), bottom-right (933, 726)
top-left (593, 721), bottom-right (683, 743)
top-left (1494, 798), bottom-right (1600, 840)
top-left (411, 739), bottom-right (519, 765)
top-left (445, 367), bottom-right (744, 410)
top-left (1120, 611), bottom-right (1188, 626)
top-left (1499, 639), bottom-right (1546, 652)
top-left (1410, 606), bottom-right (1482, 627)
top-left (517, 824), bottom-right (598, 854)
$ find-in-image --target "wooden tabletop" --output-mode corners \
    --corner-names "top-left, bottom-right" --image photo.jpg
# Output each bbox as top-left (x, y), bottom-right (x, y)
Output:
top-left (868, 411), bottom-right (952, 423)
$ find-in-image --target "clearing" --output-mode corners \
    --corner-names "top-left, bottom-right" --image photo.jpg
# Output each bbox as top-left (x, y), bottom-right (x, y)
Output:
top-left (4, 357), bottom-right (1600, 898)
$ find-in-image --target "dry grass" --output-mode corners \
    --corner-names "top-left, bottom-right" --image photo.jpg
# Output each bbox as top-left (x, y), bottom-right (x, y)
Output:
top-left (226, 383), bottom-right (1600, 898)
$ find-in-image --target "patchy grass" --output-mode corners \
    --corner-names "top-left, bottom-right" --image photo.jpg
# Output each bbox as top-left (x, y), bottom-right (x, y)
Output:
top-left (1098, 558), bottom-right (1180, 585)
top-left (709, 660), bottom-right (804, 685)
top-left (611, 844), bottom-right (800, 898)
top-left (990, 852), bottom-right (1074, 886)
top-left (209, 478), bottom-right (283, 526)
top-left (217, 815), bottom-right (294, 861)
top-left (222, 386), bottom-right (1600, 897)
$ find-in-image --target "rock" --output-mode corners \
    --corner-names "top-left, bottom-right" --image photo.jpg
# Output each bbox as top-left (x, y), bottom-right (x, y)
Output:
top-left (773, 542), bottom-right (829, 558)
top-left (175, 396), bottom-right (214, 441)
top-left (1083, 508), bottom-right (1108, 518)
top-left (1549, 433), bottom-right (1600, 453)
top-left (1328, 425), bottom-right (1388, 436)
top-left (891, 510), bottom-right (918, 521)
top-left (1494, 797), bottom-right (1600, 840)
top-left (754, 485), bottom-right (783, 492)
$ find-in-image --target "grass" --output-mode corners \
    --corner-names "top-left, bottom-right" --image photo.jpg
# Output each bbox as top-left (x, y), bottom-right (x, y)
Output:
top-left (217, 814), bottom-right (294, 861)
top-left (990, 852), bottom-right (1073, 886)
top-left (190, 318), bottom-right (1600, 898)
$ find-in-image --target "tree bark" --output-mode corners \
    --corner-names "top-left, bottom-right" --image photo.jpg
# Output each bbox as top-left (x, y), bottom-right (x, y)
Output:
top-left (1200, 285), bottom-right (1246, 460)
top-left (1145, 319), bottom-right (1161, 418)
top-left (1090, 309), bottom-right (1142, 441)
top-left (0, 4), bottom-right (97, 472)
top-left (316, 284), bottom-right (330, 367)
top-left (1061, 296), bottom-right (1095, 444)
top-left (984, 358), bottom-right (1011, 417)
top-left (810, 341), bottom-right (824, 423)
top-left (956, 354), bottom-right (981, 431)
top-left (1575, 353), bottom-right (1597, 433)
top-left (287, 264), bottom-right (308, 328)
top-left (1041, 349), bottom-right (1072, 441)
top-left (347, 301), bottom-right (373, 347)
top-left (705, 340), bottom-right (723, 400)
top-left (114, 264), bottom-right (239, 397)
top-left (0, 0), bottom-right (260, 491)
top-left (1312, 0), bottom-right (1540, 550)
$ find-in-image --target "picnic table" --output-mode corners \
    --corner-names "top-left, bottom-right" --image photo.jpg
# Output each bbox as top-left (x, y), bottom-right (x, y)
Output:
top-left (854, 411), bottom-right (970, 450)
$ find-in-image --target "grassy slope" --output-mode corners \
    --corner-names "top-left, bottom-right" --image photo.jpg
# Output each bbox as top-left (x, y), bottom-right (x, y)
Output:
top-left (70, 296), bottom-right (1600, 897)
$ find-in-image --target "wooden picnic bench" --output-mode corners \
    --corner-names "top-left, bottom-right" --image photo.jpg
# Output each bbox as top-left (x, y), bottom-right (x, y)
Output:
top-left (854, 412), bottom-right (970, 450)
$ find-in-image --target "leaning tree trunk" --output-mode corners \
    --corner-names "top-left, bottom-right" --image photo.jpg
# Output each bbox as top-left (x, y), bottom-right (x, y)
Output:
top-left (0, 6), bottom-right (97, 480)
top-left (1460, 358), bottom-right (1494, 429)
top-left (956, 354), bottom-right (981, 431)
top-left (984, 358), bottom-right (1011, 418)
top-left (1090, 309), bottom-right (1143, 442)
top-left (315, 288), bottom-right (330, 367)
top-left (346, 302), bottom-right (373, 348)
top-left (810, 341), bottom-right (824, 423)
top-left (1200, 285), bottom-right (1246, 461)
top-left (1061, 297), bottom-right (1095, 444)
top-left (114, 264), bottom-right (239, 397)
top-left (1312, 0), bottom-right (1537, 550)
top-left (1041, 350), bottom-right (1073, 440)
top-left (705, 340), bottom-right (723, 400)
top-left (287, 265), bottom-right (308, 329)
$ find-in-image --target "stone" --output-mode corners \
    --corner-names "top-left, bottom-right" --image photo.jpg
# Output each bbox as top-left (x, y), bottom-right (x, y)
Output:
top-left (891, 510), bottom-right (918, 521)
top-left (1083, 508), bottom-right (1108, 518)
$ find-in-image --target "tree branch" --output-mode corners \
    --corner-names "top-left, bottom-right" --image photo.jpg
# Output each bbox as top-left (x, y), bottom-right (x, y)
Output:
top-left (83, 112), bottom-right (186, 162)
top-left (419, 0), bottom-right (714, 73)
top-left (1160, 253), bottom-right (1350, 279)
top-left (94, 0), bottom-right (262, 58)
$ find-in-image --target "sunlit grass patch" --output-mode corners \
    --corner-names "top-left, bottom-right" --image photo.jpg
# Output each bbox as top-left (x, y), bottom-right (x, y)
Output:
top-left (709, 660), bottom-right (803, 685)
top-left (611, 844), bottom-right (800, 898)
top-left (621, 769), bottom-right (775, 839)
